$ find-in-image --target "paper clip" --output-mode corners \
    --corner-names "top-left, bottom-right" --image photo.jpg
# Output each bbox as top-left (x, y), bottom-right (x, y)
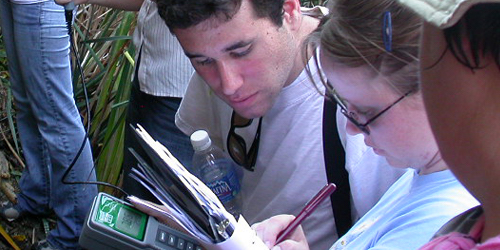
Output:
top-left (383, 11), bottom-right (392, 52)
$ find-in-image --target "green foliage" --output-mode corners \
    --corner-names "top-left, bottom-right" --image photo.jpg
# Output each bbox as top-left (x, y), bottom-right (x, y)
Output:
top-left (0, 32), bottom-right (21, 157)
top-left (300, 0), bottom-right (327, 7)
top-left (70, 6), bottom-right (136, 194)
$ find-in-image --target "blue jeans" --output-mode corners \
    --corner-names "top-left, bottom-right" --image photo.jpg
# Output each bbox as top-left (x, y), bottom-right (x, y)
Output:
top-left (0, 1), bottom-right (97, 249)
top-left (122, 64), bottom-right (194, 202)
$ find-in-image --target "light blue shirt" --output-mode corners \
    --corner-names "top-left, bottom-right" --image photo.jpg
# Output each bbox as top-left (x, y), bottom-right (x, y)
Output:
top-left (330, 169), bottom-right (479, 250)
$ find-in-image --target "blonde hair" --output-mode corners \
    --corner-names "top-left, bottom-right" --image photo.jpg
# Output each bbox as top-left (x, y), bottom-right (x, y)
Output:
top-left (306, 0), bottom-right (422, 95)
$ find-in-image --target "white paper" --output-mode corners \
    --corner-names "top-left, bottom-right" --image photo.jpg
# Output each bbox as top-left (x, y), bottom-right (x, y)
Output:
top-left (202, 216), bottom-right (269, 250)
top-left (131, 125), bottom-right (239, 243)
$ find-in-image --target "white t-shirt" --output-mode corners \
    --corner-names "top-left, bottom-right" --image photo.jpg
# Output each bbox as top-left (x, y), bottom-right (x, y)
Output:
top-left (176, 55), bottom-right (405, 250)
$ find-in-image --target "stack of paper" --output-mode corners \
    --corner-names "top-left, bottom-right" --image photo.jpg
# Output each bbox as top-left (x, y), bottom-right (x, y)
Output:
top-left (127, 125), bottom-right (268, 250)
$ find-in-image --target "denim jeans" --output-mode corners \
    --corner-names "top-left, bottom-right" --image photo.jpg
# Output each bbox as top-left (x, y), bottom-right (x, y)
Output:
top-left (122, 64), bottom-right (194, 202)
top-left (0, 0), bottom-right (97, 249)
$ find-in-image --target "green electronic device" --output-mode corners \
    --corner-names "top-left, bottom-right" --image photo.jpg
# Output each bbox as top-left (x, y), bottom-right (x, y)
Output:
top-left (79, 192), bottom-right (203, 250)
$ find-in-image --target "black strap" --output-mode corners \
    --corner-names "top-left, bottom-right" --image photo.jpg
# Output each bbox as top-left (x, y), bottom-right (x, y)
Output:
top-left (322, 98), bottom-right (352, 237)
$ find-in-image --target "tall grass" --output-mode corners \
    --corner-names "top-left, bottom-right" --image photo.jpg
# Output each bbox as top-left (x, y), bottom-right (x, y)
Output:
top-left (302, 0), bottom-right (327, 7)
top-left (70, 5), bottom-right (136, 194)
top-left (0, 33), bottom-right (20, 158)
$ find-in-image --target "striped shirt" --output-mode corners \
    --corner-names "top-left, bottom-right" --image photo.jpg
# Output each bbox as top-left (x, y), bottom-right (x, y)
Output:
top-left (132, 0), bottom-right (194, 97)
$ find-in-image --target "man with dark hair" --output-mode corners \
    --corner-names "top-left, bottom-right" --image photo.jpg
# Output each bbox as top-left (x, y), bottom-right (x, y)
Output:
top-left (155, 0), bottom-right (405, 249)
top-left (157, 0), bottom-right (315, 120)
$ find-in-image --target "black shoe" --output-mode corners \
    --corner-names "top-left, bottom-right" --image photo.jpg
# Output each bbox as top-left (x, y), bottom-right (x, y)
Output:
top-left (0, 201), bottom-right (21, 222)
top-left (32, 240), bottom-right (60, 250)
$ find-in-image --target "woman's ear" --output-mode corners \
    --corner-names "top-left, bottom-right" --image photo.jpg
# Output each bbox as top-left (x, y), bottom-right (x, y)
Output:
top-left (282, 0), bottom-right (301, 29)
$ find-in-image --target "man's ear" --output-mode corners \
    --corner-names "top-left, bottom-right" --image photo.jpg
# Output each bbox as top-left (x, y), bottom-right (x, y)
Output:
top-left (282, 0), bottom-right (301, 30)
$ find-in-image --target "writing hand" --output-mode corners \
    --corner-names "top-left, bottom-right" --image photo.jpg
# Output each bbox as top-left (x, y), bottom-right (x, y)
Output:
top-left (252, 215), bottom-right (310, 250)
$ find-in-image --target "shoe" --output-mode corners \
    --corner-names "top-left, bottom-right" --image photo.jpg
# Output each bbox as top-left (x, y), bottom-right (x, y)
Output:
top-left (32, 240), bottom-right (60, 250)
top-left (0, 201), bottom-right (21, 222)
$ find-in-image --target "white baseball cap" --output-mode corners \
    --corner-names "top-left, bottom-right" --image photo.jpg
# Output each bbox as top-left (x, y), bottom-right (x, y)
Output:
top-left (397, 0), bottom-right (500, 28)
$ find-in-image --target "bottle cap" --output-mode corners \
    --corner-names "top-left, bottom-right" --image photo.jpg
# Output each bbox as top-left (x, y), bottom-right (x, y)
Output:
top-left (190, 130), bottom-right (212, 151)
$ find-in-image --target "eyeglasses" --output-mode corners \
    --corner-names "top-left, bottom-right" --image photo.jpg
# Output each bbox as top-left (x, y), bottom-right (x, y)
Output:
top-left (226, 111), bottom-right (262, 171)
top-left (331, 90), bottom-right (413, 135)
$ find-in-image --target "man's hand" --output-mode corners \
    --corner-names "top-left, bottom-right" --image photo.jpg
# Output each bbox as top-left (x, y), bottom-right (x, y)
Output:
top-left (252, 215), bottom-right (310, 250)
top-left (54, 0), bottom-right (88, 6)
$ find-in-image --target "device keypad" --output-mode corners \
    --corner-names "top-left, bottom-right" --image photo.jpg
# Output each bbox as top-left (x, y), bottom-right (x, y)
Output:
top-left (156, 228), bottom-right (203, 250)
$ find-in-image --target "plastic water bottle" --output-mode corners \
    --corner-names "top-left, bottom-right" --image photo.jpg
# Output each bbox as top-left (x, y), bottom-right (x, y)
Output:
top-left (190, 130), bottom-right (242, 218)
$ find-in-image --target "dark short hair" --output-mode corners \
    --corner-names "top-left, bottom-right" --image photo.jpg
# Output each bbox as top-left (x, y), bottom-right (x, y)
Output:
top-left (444, 4), bottom-right (500, 70)
top-left (156, 0), bottom-right (285, 31)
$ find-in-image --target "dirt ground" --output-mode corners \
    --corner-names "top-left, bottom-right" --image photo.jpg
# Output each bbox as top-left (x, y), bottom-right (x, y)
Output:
top-left (0, 207), bottom-right (51, 250)
top-left (0, 148), bottom-right (53, 250)
top-left (0, 169), bottom-right (53, 250)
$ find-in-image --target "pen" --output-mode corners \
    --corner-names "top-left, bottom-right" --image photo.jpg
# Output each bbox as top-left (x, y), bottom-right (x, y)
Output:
top-left (275, 183), bottom-right (337, 244)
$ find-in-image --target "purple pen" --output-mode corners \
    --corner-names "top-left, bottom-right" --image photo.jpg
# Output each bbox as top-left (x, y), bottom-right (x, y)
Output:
top-left (275, 183), bottom-right (337, 244)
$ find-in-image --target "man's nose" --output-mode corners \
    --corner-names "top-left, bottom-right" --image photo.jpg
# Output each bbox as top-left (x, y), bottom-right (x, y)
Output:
top-left (218, 62), bottom-right (243, 96)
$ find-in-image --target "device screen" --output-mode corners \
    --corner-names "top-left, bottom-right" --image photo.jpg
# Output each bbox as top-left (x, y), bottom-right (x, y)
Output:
top-left (95, 195), bottom-right (148, 240)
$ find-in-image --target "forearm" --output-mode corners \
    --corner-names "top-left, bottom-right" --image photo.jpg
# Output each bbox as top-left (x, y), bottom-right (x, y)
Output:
top-left (55, 0), bottom-right (144, 11)
top-left (87, 0), bottom-right (143, 11)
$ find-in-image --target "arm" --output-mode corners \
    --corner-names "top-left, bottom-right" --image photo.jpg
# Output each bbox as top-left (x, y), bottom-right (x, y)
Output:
top-left (54, 0), bottom-right (144, 11)
top-left (252, 215), bottom-right (310, 250)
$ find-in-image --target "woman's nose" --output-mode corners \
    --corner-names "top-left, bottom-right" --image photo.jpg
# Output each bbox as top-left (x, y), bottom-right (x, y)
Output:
top-left (346, 119), bottom-right (364, 136)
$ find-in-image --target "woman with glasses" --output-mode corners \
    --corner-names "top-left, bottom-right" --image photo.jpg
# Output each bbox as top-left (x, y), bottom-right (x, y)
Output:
top-left (252, 0), bottom-right (478, 249)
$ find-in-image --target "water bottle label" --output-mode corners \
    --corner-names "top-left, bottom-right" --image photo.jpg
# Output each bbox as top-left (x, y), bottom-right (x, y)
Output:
top-left (205, 164), bottom-right (241, 203)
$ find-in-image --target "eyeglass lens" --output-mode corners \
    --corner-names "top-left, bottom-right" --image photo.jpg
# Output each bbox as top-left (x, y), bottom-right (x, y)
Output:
top-left (332, 90), bottom-right (412, 135)
top-left (227, 111), bottom-right (261, 171)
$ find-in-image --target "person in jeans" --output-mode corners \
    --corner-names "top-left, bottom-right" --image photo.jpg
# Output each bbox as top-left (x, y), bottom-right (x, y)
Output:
top-left (53, 0), bottom-right (195, 202)
top-left (0, 0), bottom-right (98, 249)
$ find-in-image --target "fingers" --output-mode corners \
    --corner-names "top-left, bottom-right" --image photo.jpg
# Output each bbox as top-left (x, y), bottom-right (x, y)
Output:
top-left (252, 214), bottom-right (296, 248)
top-left (287, 224), bottom-right (307, 243)
top-left (272, 238), bottom-right (309, 250)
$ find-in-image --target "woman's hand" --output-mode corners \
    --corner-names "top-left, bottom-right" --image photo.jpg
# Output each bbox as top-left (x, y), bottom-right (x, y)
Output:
top-left (252, 215), bottom-right (310, 250)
